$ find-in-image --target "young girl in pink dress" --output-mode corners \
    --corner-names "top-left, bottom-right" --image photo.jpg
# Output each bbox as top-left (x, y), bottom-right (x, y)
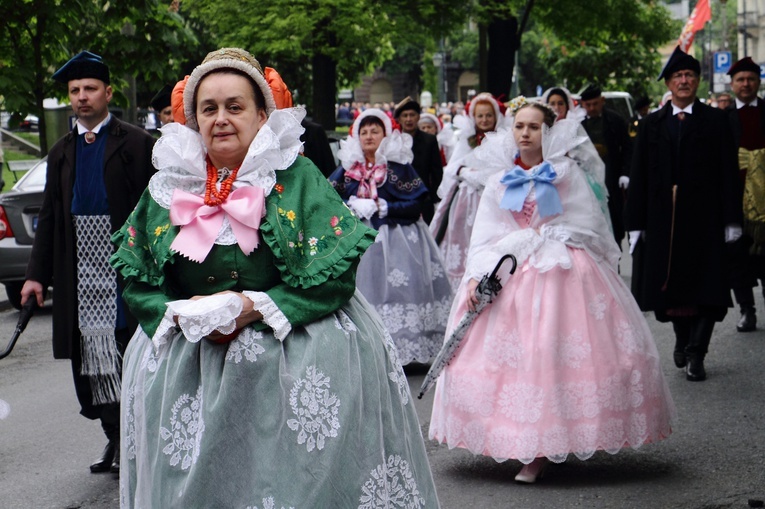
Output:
top-left (428, 100), bottom-right (676, 483)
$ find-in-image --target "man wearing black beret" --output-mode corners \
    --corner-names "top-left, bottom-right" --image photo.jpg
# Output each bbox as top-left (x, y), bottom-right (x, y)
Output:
top-left (626, 46), bottom-right (742, 382)
top-left (20, 50), bottom-right (156, 473)
top-left (725, 56), bottom-right (765, 333)
top-left (394, 97), bottom-right (443, 223)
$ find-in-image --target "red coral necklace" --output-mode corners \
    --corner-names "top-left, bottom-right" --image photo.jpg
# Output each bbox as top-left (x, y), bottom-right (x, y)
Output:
top-left (205, 157), bottom-right (240, 206)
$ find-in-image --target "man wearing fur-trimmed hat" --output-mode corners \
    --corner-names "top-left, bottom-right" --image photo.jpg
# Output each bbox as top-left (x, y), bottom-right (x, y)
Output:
top-left (394, 96), bottom-right (443, 223)
top-left (725, 56), bottom-right (765, 333)
top-left (626, 46), bottom-right (742, 382)
top-left (20, 50), bottom-right (155, 474)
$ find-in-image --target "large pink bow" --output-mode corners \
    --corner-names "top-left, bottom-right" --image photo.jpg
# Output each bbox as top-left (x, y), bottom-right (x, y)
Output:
top-left (345, 161), bottom-right (387, 200)
top-left (169, 186), bottom-right (265, 263)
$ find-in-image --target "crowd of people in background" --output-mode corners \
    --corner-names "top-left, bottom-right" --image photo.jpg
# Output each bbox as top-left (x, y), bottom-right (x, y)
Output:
top-left (15, 42), bottom-right (765, 506)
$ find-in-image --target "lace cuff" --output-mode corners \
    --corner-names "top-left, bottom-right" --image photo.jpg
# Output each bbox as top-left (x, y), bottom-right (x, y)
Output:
top-left (242, 291), bottom-right (291, 341)
top-left (152, 310), bottom-right (179, 350)
top-left (165, 293), bottom-right (242, 343)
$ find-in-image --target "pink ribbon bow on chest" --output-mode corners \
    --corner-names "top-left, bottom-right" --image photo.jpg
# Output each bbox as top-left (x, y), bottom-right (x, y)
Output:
top-left (346, 161), bottom-right (387, 200)
top-left (169, 186), bottom-right (265, 263)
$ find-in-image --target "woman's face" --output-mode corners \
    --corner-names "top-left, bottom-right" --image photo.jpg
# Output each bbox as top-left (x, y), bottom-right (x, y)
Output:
top-left (358, 122), bottom-right (386, 157)
top-left (547, 93), bottom-right (568, 121)
top-left (513, 107), bottom-right (544, 162)
top-left (196, 73), bottom-right (267, 167)
top-left (418, 120), bottom-right (438, 135)
top-left (473, 102), bottom-right (497, 133)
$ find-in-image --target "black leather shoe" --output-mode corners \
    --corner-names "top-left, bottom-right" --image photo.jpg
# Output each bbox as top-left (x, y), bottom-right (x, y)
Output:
top-left (673, 350), bottom-right (686, 369)
top-left (110, 446), bottom-right (120, 474)
top-left (90, 440), bottom-right (116, 473)
top-left (686, 356), bottom-right (707, 382)
top-left (736, 309), bottom-right (756, 332)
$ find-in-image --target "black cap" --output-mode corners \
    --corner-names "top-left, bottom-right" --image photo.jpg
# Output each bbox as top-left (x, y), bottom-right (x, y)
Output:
top-left (727, 56), bottom-right (761, 77)
top-left (394, 96), bottom-right (420, 118)
top-left (52, 50), bottom-right (110, 85)
top-left (580, 84), bottom-right (602, 102)
top-left (657, 46), bottom-right (700, 81)
top-left (150, 85), bottom-right (173, 111)
top-left (635, 96), bottom-right (650, 110)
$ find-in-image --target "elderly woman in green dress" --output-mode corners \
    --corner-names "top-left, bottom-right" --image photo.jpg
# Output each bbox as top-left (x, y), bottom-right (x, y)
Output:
top-left (111, 48), bottom-right (439, 508)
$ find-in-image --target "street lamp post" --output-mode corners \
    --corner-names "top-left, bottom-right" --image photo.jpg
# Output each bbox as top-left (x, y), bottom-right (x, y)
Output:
top-left (432, 51), bottom-right (445, 106)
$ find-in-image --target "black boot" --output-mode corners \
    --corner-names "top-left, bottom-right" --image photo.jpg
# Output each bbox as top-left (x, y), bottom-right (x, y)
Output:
top-left (736, 307), bottom-right (756, 332)
top-left (685, 316), bottom-right (715, 382)
top-left (110, 445), bottom-right (120, 474)
top-left (91, 414), bottom-right (119, 473)
top-left (671, 318), bottom-right (691, 369)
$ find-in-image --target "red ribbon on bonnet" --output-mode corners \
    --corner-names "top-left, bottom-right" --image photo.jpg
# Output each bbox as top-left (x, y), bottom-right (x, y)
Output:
top-left (169, 186), bottom-right (265, 263)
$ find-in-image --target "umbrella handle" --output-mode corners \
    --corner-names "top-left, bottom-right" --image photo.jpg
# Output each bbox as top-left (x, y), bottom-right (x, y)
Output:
top-left (488, 254), bottom-right (517, 281)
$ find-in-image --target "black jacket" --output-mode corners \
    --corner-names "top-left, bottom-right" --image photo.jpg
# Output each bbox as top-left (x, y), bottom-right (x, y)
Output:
top-left (410, 129), bottom-right (443, 224)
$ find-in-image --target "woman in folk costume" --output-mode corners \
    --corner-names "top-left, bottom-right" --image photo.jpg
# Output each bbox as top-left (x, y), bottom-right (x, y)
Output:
top-left (111, 49), bottom-right (439, 508)
top-left (418, 112), bottom-right (456, 166)
top-left (428, 100), bottom-right (675, 484)
top-left (541, 86), bottom-right (585, 123)
top-left (328, 109), bottom-right (452, 364)
top-left (429, 92), bottom-right (506, 291)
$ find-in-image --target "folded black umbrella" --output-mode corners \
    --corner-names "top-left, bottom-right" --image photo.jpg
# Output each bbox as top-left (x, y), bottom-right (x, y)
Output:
top-left (1, 298), bottom-right (37, 360)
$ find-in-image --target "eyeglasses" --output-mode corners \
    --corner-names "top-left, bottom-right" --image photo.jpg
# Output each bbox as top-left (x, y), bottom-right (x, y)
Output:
top-left (670, 71), bottom-right (698, 81)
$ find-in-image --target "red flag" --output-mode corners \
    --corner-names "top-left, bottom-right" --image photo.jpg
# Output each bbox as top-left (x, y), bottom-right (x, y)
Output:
top-left (677, 0), bottom-right (712, 52)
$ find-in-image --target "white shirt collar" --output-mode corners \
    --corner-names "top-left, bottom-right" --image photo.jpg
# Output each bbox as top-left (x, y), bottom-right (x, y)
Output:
top-left (671, 103), bottom-right (694, 116)
top-left (76, 113), bottom-right (112, 135)
top-left (735, 98), bottom-right (758, 109)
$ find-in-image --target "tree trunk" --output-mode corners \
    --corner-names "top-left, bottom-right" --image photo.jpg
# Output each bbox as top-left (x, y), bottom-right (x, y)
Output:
top-left (311, 53), bottom-right (337, 130)
top-left (486, 18), bottom-right (518, 102)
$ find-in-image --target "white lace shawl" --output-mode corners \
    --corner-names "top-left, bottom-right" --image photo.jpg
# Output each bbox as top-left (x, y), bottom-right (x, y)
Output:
top-left (147, 107), bottom-right (306, 347)
top-left (463, 118), bottom-right (620, 283)
top-left (337, 129), bottom-right (413, 171)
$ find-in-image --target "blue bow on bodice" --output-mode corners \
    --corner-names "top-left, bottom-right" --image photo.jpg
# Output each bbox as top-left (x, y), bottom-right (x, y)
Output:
top-left (499, 161), bottom-right (563, 218)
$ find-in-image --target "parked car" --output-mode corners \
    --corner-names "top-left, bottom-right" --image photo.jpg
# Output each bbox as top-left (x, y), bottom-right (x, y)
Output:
top-left (17, 114), bottom-right (39, 132)
top-left (525, 91), bottom-right (635, 122)
top-left (0, 157), bottom-right (46, 309)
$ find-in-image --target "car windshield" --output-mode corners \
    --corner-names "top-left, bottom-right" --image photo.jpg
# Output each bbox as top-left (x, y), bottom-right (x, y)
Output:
top-left (13, 159), bottom-right (47, 191)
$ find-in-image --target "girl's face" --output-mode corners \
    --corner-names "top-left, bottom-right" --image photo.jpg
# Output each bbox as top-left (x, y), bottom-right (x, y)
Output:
top-left (473, 102), bottom-right (497, 133)
top-left (547, 93), bottom-right (568, 121)
top-left (418, 120), bottom-right (438, 135)
top-left (513, 107), bottom-right (545, 163)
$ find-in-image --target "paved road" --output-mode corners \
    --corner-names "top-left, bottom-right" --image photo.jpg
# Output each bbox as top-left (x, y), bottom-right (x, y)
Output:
top-left (1, 275), bottom-right (764, 508)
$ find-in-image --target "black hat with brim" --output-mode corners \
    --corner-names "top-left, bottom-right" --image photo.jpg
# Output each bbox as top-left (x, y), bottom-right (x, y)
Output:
top-left (150, 85), bottom-right (173, 111)
top-left (727, 56), bottom-right (761, 77)
top-left (394, 96), bottom-right (420, 118)
top-left (52, 50), bottom-right (110, 85)
top-left (657, 46), bottom-right (700, 81)
top-left (580, 84), bottom-right (602, 102)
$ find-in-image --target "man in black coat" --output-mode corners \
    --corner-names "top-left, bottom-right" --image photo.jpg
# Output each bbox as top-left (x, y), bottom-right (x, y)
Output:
top-left (626, 47), bottom-right (742, 382)
top-left (581, 84), bottom-right (633, 246)
top-left (725, 56), bottom-right (765, 332)
top-left (394, 97), bottom-right (443, 224)
top-left (20, 51), bottom-right (155, 473)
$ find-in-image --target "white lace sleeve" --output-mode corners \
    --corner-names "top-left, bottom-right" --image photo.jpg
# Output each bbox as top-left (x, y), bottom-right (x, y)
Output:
top-left (242, 291), bottom-right (291, 341)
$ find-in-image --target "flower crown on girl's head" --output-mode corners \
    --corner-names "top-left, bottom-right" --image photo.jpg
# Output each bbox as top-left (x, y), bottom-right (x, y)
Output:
top-left (507, 95), bottom-right (528, 116)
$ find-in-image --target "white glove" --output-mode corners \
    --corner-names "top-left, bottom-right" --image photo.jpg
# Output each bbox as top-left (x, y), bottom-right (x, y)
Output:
top-left (725, 224), bottom-right (742, 243)
top-left (376, 198), bottom-right (388, 219)
top-left (628, 230), bottom-right (642, 255)
top-left (348, 196), bottom-right (378, 220)
top-left (618, 176), bottom-right (630, 189)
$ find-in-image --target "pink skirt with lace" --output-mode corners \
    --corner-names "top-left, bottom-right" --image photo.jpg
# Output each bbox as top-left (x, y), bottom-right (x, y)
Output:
top-left (428, 247), bottom-right (676, 464)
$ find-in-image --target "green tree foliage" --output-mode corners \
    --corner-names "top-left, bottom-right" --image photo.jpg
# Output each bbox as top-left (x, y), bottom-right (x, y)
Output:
top-left (0, 0), bottom-right (200, 154)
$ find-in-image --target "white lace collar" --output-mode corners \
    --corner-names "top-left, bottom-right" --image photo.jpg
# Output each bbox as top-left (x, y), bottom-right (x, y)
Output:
top-left (149, 107), bottom-right (307, 210)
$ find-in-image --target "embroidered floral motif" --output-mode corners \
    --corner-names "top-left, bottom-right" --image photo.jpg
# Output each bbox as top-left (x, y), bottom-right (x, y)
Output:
top-left (278, 207), bottom-right (297, 229)
top-left (387, 268), bottom-right (409, 287)
top-left (124, 385), bottom-right (137, 461)
top-left (497, 382), bottom-right (544, 423)
top-left (386, 168), bottom-right (423, 193)
top-left (431, 262), bottom-right (444, 281)
top-left (225, 330), bottom-right (266, 363)
top-left (382, 329), bottom-right (410, 406)
top-left (406, 229), bottom-right (419, 243)
top-left (152, 223), bottom-right (170, 246)
top-left (159, 386), bottom-right (205, 470)
top-left (443, 243), bottom-right (463, 271)
top-left (588, 293), bottom-right (607, 320)
top-left (614, 321), bottom-right (644, 354)
top-left (127, 225), bottom-right (137, 247)
top-left (358, 454), bottom-right (424, 509)
top-left (551, 381), bottom-right (599, 420)
top-left (274, 183), bottom-right (284, 194)
top-left (446, 373), bottom-right (496, 416)
top-left (287, 366), bottom-right (341, 452)
top-left (483, 327), bottom-right (523, 369)
top-left (246, 497), bottom-right (294, 509)
top-left (554, 330), bottom-right (592, 368)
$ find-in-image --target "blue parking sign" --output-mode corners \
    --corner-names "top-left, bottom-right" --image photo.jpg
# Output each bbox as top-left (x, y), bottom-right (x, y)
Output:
top-left (714, 52), bottom-right (731, 73)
